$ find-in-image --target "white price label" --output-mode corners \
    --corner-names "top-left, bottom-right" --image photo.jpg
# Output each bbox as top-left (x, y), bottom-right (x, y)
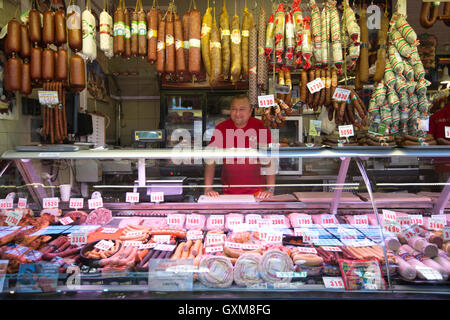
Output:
top-left (296, 215), bottom-right (312, 226)
top-left (245, 214), bottom-right (261, 226)
top-left (124, 240), bottom-right (143, 247)
top-left (242, 243), bottom-right (261, 250)
top-left (338, 125), bottom-right (355, 138)
top-left (225, 241), bottom-right (243, 249)
top-left (332, 88), bottom-right (351, 101)
top-left (382, 210), bottom-right (397, 222)
top-left (323, 277), bottom-right (345, 289)
top-left (205, 234), bottom-right (226, 246)
top-left (427, 216), bottom-right (445, 231)
top-left (186, 214), bottom-right (201, 226)
top-left (205, 245), bottom-right (223, 253)
top-left (260, 232), bottom-right (283, 244)
top-left (126, 231), bottom-right (144, 237)
top-left (293, 228), bottom-right (304, 237)
top-left (69, 232), bottom-right (87, 245)
top-left (0, 199), bottom-right (13, 210)
top-left (167, 214), bottom-right (183, 226)
top-left (445, 126), bottom-right (450, 139)
top-left (125, 192), bottom-right (140, 203)
top-left (303, 230), bottom-right (319, 243)
top-left (337, 227), bottom-right (358, 239)
top-left (321, 246), bottom-right (342, 252)
top-left (209, 215), bottom-right (224, 226)
top-left (139, 243), bottom-right (157, 249)
top-left (321, 215), bottom-right (337, 226)
top-left (383, 221), bottom-right (401, 234)
top-left (410, 215), bottom-right (424, 226)
top-left (43, 197), bottom-right (59, 209)
top-left (269, 215), bottom-right (285, 227)
top-left (307, 78), bottom-right (325, 94)
top-left (396, 215), bottom-right (412, 229)
top-left (418, 118), bottom-right (429, 132)
top-left (415, 266), bottom-right (443, 281)
top-left (17, 198), bottom-right (27, 209)
top-left (150, 192), bottom-right (164, 203)
top-left (88, 198), bottom-right (103, 209)
top-left (101, 228), bottom-right (118, 234)
top-left (38, 91), bottom-right (59, 105)
top-left (352, 215), bottom-right (369, 227)
top-left (69, 198), bottom-right (84, 210)
top-left (297, 247), bottom-right (317, 254)
top-left (59, 217), bottom-right (74, 225)
top-left (154, 244), bottom-right (176, 251)
top-left (401, 226), bottom-right (417, 241)
top-left (227, 216), bottom-right (244, 228)
top-left (186, 230), bottom-right (204, 241)
top-left (258, 94), bottom-right (276, 108)
top-left (443, 227), bottom-right (450, 242)
top-left (94, 240), bottom-right (114, 251)
top-left (5, 210), bottom-right (22, 226)
top-left (154, 235), bottom-right (171, 244)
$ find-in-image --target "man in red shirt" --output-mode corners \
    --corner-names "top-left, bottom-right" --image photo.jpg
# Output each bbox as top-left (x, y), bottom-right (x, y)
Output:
top-left (204, 94), bottom-right (276, 199)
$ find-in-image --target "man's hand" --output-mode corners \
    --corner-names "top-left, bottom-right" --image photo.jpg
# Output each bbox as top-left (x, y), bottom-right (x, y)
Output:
top-left (205, 189), bottom-right (220, 197)
top-left (255, 190), bottom-right (273, 200)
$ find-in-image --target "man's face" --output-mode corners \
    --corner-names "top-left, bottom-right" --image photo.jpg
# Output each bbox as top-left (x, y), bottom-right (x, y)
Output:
top-left (230, 99), bottom-right (252, 128)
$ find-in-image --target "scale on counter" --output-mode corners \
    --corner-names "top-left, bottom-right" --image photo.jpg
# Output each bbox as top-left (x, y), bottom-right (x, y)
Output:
top-left (133, 177), bottom-right (186, 202)
top-left (15, 145), bottom-right (80, 152)
top-left (132, 130), bottom-right (165, 148)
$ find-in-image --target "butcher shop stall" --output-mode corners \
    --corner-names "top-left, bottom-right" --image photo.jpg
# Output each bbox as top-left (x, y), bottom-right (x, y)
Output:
top-left (0, 0), bottom-right (450, 301)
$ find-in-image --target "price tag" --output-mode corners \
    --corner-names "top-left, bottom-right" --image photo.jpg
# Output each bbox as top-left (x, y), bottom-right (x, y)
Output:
top-left (139, 243), bottom-right (157, 249)
top-left (427, 216), bottom-right (445, 231)
top-left (59, 217), bottom-right (74, 225)
top-left (69, 231), bottom-right (87, 245)
top-left (17, 198), bottom-right (27, 209)
top-left (296, 215), bottom-right (312, 226)
top-left (269, 215), bottom-right (285, 227)
top-left (352, 215), bottom-right (369, 227)
top-left (401, 225), bottom-right (417, 241)
top-left (307, 78), bottom-right (325, 94)
top-left (225, 241), bottom-right (243, 249)
top-left (205, 234), bottom-right (226, 246)
top-left (293, 228), bottom-right (304, 237)
top-left (43, 197), bottom-right (59, 209)
top-left (209, 215), bottom-right (224, 227)
top-left (338, 125), bottom-right (354, 138)
top-left (418, 118), bottom-right (429, 132)
top-left (303, 230), bottom-right (319, 243)
top-left (126, 231), bottom-right (144, 237)
top-left (309, 120), bottom-right (322, 136)
top-left (383, 221), bottom-right (401, 234)
top-left (88, 198), bottom-right (103, 209)
top-left (382, 210), bottom-right (397, 222)
top-left (245, 214), bottom-right (261, 226)
top-left (186, 214), bottom-right (201, 226)
top-left (154, 235), bottom-right (171, 244)
top-left (151, 192), bottom-right (164, 203)
top-left (321, 246), bottom-right (342, 252)
top-left (0, 199), bottom-right (14, 210)
top-left (205, 245), bottom-right (223, 253)
top-left (124, 240), bottom-right (143, 247)
top-left (258, 94), bottom-right (276, 108)
top-left (396, 215), bottom-right (412, 229)
top-left (337, 227), bottom-right (358, 239)
top-left (261, 232), bottom-right (283, 244)
top-left (410, 215), bottom-right (424, 226)
top-left (323, 277), bottom-right (345, 289)
top-left (351, 239), bottom-right (376, 247)
top-left (5, 210), bottom-right (23, 226)
top-left (443, 227), bottom-right (450, 242)
top-left (332, 88), bottom-right (351, 101)
top-left (69, 198), bottom-right (84, 210)
top-left (186, 230), bottom-right (203, 241)
top-left (415, 266), bottom-right (443, 281)
top-left (227, 216), bottom-right (244, 228)
top-left (445, 126), bottom-right (450, 139)
top-left (94, 240), bottom-right (114, 251)
top-left (125, 192), bottom-right (140, 203)
top-left (38, 91), bottom-right (59, 105)
top-left (167, 214), bottom-right (183, 226)
top-left (297, 247), bottom-right (317, 254)
top-left (101, 228), bottom-right (118, 234)
top-left (242, 243), bottom-right (261, 250)
top-left (154, 244), bottom-right (177, 251)
top-left (321, 215), bottom-right (337, 226)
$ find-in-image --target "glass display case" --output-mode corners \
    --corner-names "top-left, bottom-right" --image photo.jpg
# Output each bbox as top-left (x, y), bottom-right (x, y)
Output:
top-left (0, 147), bottom-right (449, 299)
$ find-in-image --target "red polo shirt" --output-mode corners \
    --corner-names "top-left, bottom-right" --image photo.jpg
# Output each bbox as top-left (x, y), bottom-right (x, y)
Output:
top-left (209, 117), bottom-right (272, 194)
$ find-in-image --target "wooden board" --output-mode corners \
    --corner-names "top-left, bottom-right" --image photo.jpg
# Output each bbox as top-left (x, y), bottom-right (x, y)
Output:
top-left (293, 192), bottom-right (363, 203)
top-left (259, 194), bottom-right (297, 202)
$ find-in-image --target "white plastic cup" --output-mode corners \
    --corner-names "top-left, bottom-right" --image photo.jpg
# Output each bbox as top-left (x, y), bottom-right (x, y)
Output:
top-left (59, 184), bottom-right (72, 202)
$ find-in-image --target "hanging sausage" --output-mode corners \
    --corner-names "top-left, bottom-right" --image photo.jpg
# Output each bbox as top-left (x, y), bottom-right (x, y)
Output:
top-left (67, 3), bottom-right (82, 51)
top-left (82, 2), bottom-right (97, 61)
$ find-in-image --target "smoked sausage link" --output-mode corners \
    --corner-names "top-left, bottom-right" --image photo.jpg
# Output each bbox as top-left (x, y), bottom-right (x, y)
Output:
top-left (43, 10), bottom-right (55, 45)
top-left (188, 9), bottom-right (202, 75)
top-left (30, 47), bottom-right (42, 80)
top-left (55, 9), bottom-right (67, 46)
top-left (67, 6), bottom-right (82, 51)
top-left (6, 19), bottom-right (21, 56)
top-left (147, 8), bottom-right (158, 63)
top-left (20, 61), bottom-right (31, 95)
top-left (42, 48), bottom-right (55, 81)
top-left (56, 48), bottom-right (68, 81)
top-left (70, 54), bottom-right (86, 92)
top-left (20, 24), bottom-right (31, 59)
top-left (6, 57), bottom-right (22, 92)
top-left (29, 9), bottom-right (42, 44)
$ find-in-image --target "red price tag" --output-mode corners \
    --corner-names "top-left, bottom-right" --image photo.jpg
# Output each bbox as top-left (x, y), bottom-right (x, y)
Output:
top-left (187, 214), bottom-right (201, 226)
top-left (410, 215), bottom-right (424, 226)
top-left (321, 215), bottom-right (336, 225)
top-left (242, 243), bottom-right (261, 250)
top-left (17, 198), bottom-right (27, 209)
top-left (338, 125), bottom-right (354, 138)
top-left (323, 277), bottom-right (345, 289)
top-left (125, 192), bottom-right (140, 203)
top-left (262, 232), bottom-right (283, 244)
top-left (443, 227), bottom-right (450, 242)
top-left (402, 228), bottom-right (416, 241)
top-left (427, 216), bottom-right (445, 231)
top-left (352, 215), bottom-right (369, 226)
top-left (88, 198), bottom-right (103, 209)
top-left (225, 241), bottom-right (243, 249)
top-left (383, 221), bottom-right (401, 234)
top-left (167, 214), bottom-right (183, 226)
top-left (209, 215), bottom-right (224, 226)
top-left (258, 94), bottom-right (276, 108)
top-left (69, 198), bottom-right (84, 210)
top-left (43, 197), bottom-right (59, 209)
top-left (69, 232), bottom-right (87, 245)
top-left (150, 192), bottom-right (164, 203)
top-left (205, 234), bottom-right (225, 246)
top-left (332, 88), bottom-right (351, 101)
top-left (307, 78), bottom-right (325, 94)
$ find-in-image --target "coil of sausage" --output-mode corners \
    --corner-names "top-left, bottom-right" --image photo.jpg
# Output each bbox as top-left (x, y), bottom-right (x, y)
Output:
top-left (67, 5), bottom-right (82, 51)
top-left (82, 9), bottom-right (97, 61)
top-left (113, 5), bottom-right (125, 55)
top-left (55, 48), bottom-right (68, 81)
top-left (420, 2), bottom-right (440, 29)
top-left (100, 10), bottom-right (113, 54)
top-left (42, 48), bottom-right (55, 81)
top-left (29, 9), bottom-right (41, 44)
top-left (70, 54), bottom-right (86, 92)
top-left (5, 57), bottom-right (22, 92)
top-left (131, 9), bottom-right (139, 56)
top-left (55, 8), bottom-right (67, 46)
top-left (123, 9), bottom-right (132, 59)
top-left (20, 61), bottom-right (31, 95)
top-left (201, 7), bottom-right (213, 76)
top-left (6, 19), bottom-right (21, 56)
top-left (165, 11), bottom-right (175, 73)
top-left (156, 15), bottom-right (166, 74)
top-left (147, 7), bottom-right (158, 64)
top-left (43, 10), bottom-right (55, 45)
top-left (20, 24), bottom-right (31, 59)
top-left (174, 12), bottom-right (186, 74)
top-left (188, 9), bottom-right (201, 75)
top-left (30, 47), bottom-right (42, 80)
top-left (138, 8), bottom-right (147, 57)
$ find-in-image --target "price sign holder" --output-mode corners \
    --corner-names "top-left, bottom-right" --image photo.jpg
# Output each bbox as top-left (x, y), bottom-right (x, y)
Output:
top-left (88, 197), bottom-right (103, 210)
top-left (94, 240), bottom-right (114, 251)
top-left (427, 216), bottom-right (445, 231)
top-left (352, 215), bottom-right (369, 227)
top-left (307, 78), bottom-right (325, 94)
top-left (151, 192), bottom-right (164, 203)
top-left (69, 198), bottom-right (84, 210)
top-left (5, 210), bottom-right (23, 226)
top-left (382, 209), bottom-right (397, 222)
top-left (69, 231), bottom-right (88, 246)
top-left (148, 259), bottom-right (193, 291)
top-left (125, 192), bottom-right (140, 204)
top-left (410, 215), bottom-right (424, 226)
top-left (338, 125), bottom-right (354, 138)
top-left (43, 197), bottom-right (59, 209)
top-left (322, 276), bottom-right (345, 289)
top-left (17, 198), bottom-right (27, 209)
top-left (258, 94), bottom-right (276, 108)
top-left (443, 227), bottom-right (450, 242)
top-left (332, 88), bottom-right (351, 101)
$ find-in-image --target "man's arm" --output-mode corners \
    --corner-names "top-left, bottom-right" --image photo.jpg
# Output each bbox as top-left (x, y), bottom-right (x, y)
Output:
top-left (256, 159), bottom-right (276, 200)
top-left (204, 162), bottom-right (219, 196)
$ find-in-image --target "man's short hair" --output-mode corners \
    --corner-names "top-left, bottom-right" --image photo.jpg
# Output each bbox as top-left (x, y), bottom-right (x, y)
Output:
top-left (230, 94), bottom-right (251, 108)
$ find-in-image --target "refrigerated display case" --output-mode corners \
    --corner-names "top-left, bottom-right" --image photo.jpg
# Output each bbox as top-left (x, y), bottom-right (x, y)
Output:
top-left (0, 147), bottom-right (449, 299)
